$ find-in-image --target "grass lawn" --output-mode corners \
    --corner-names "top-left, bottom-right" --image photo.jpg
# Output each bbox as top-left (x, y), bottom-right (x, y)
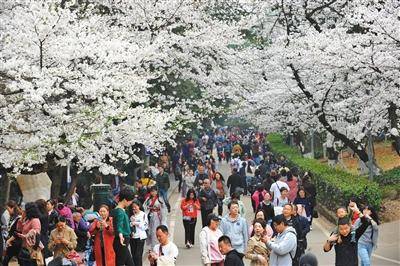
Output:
top-left (321, 141), bottom-right (400, 174)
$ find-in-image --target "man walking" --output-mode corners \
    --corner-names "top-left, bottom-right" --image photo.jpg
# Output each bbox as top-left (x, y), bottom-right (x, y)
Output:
top-left (198, 179), bottom-right (218, 227)
top-left (263, 214), bottom-right (297, 266)
top-left (156, 166), bottom-right (171, 212)
top-left (323, 214), bottom-right (371, 266)
top-left (227, 168), bottom-right (242, 196)
top-left (220, 201), bottom-right (248, 253)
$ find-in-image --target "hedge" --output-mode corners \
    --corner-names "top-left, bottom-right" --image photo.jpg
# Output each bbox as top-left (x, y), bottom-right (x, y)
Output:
top-left (374, 167), bottom-right (400, 199)
top-left (267, 134), bottom-right (382, 209)
top-left (374, 167), bottom-right (400, 186)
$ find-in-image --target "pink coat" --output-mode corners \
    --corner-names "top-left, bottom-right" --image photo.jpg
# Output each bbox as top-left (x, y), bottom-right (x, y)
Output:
top-left (286, 177), bottom-right (298, 202)
top-left (251, 190), bottom-right (267, 210)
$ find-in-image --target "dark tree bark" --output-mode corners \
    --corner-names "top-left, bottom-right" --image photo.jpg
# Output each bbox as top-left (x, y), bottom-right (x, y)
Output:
top-left (388, 102), bottom-right (400, 156)
top-left (289, 64), bottom-right (378, 171)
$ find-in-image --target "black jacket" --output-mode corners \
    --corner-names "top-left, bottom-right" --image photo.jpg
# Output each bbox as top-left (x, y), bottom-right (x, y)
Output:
top-left (302, 181), bottom-right (317, 206)
top-left (227, 173), bottom-right (242, 195)
top-left (257, 201), bottom-right (275, 222)
top-left (333, 217), bottom-right (371, 266)
top-left (48, 210), bottom-right (59, 232)
top-left (224, 249), bottom-right (245, 266)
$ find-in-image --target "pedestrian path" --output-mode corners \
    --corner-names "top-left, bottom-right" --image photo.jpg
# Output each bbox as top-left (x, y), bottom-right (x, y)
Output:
top-left (162, 160), bottom-right (400, 266)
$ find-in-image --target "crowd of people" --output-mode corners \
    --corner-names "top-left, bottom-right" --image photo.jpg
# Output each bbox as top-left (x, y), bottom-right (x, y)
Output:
top-left (0, 127), bottom-right (380, 266)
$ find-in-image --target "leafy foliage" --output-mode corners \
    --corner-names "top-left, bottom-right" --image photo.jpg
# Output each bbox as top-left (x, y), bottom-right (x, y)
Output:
top-left (267, 134), bottom-right (382, 209)
top-left (375, 167), bottom-right (400, 186)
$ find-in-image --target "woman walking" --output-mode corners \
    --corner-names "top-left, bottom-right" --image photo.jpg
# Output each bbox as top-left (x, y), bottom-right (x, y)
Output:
top-left (293, 187), bottom-right (313, 225)
top-left (357, 205), bottom-right (379, 266)
top-left (35, 199), bottom-right (50, 259)
top-left (129, 200), bottom-right (148, 266)
top-left (245, 219), bottom-right (270, 266)
top-left (16, 202), bottom-right (43, 266)
top-left (199, 213), bottom-right (224, 266)
top-left (112, 187), bottom-right (135, 266)
top-left (180, 188), bottom-right (201, 248)
top-left (89, 205), bottom-right (115, 266)
top-left (182, 168), bottom-right (196, 198)
top-left (144, 186), bottom-right (167, 248)
top-left (211, 172), bottom-right (228, 216)
top-left (286, 172), bottom-right (298, 203)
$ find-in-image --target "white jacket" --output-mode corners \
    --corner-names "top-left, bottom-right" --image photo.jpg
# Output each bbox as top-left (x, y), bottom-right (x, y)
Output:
top-left (199, 226), bottom-right (223, 265)
top-left (130, 210), bottom-right (149, 240)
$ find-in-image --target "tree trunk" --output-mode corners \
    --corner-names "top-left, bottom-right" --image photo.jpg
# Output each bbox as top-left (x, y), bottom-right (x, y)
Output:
top-left (0, 173), bottom-right (10, 206)
top-left (50, 166), bottom-right (66, 199)
top-left (289, 64), bottom-right (371, 163)
top-left (4, 174), bottom-right (10, 203)
top-left (388, 102), bottom-right (400, 156)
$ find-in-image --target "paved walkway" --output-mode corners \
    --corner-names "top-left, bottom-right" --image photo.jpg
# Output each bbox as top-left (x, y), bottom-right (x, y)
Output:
top-left (162, 160), bottom-right (400, 266)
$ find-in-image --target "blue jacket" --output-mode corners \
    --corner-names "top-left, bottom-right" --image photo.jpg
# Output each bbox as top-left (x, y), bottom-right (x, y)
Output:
top-left (220, 214), bottom-right (248, 253)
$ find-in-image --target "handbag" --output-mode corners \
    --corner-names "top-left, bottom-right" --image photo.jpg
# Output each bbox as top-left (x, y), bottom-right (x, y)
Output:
top-left (65, 250), bottom-right (84, 265)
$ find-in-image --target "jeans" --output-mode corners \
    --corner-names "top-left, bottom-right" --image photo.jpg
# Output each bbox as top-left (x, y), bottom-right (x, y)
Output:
top-left (159, 188), bottom-right (171, 211)
top-left (113, 236), bottom-right (134, 266)
top-left (130, 238), bottom-right (146, 266)
top-left (358, 242), bottom-right (373, 266)
top-left (183, 218), bottom-right (197, 245)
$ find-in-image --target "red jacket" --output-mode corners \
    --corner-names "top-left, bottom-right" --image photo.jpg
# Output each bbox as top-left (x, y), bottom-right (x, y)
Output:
top-left (180, 199), bottom-right (200, 218)
top-left (89, 218), bottom-right (115, 266)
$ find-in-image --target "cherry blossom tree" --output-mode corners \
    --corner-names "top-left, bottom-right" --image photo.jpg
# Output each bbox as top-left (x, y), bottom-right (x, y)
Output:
top-left (0, 0), bottom-right (262, 175)
top-left (236, 0), bottom-right (400, 173)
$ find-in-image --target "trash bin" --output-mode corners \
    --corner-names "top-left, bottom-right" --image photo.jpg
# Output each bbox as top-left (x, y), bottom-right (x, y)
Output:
top-left (91, 184), bottom-right (111, 212)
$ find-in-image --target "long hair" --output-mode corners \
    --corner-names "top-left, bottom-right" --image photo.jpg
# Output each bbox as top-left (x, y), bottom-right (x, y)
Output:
top-left (363, 205), bottom-right (380, 225)
top-left (35, 199), bottom-right (48, 218)
top-left (214, 172), bottom-right (225, 181)
top-left (185, 188), bottom-right (197, 201)
top-left (296, 187), bottom-right (307, 198)
top-left (25, 202), bottom-right (40, 220)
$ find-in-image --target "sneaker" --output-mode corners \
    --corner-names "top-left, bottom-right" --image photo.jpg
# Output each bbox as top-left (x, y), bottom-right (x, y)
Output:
top-left (189, 243), bottom-right (194, 248)
top-left (186, 242), bottom-right (190, 248)
top-left (310, 226), bottom-right (313, 231)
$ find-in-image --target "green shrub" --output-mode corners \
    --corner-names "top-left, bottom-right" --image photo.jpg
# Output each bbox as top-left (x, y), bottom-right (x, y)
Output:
top-left (374, 167), bottom-right (400, 186)
top-left (267, 134), bottom-right (382, 209)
